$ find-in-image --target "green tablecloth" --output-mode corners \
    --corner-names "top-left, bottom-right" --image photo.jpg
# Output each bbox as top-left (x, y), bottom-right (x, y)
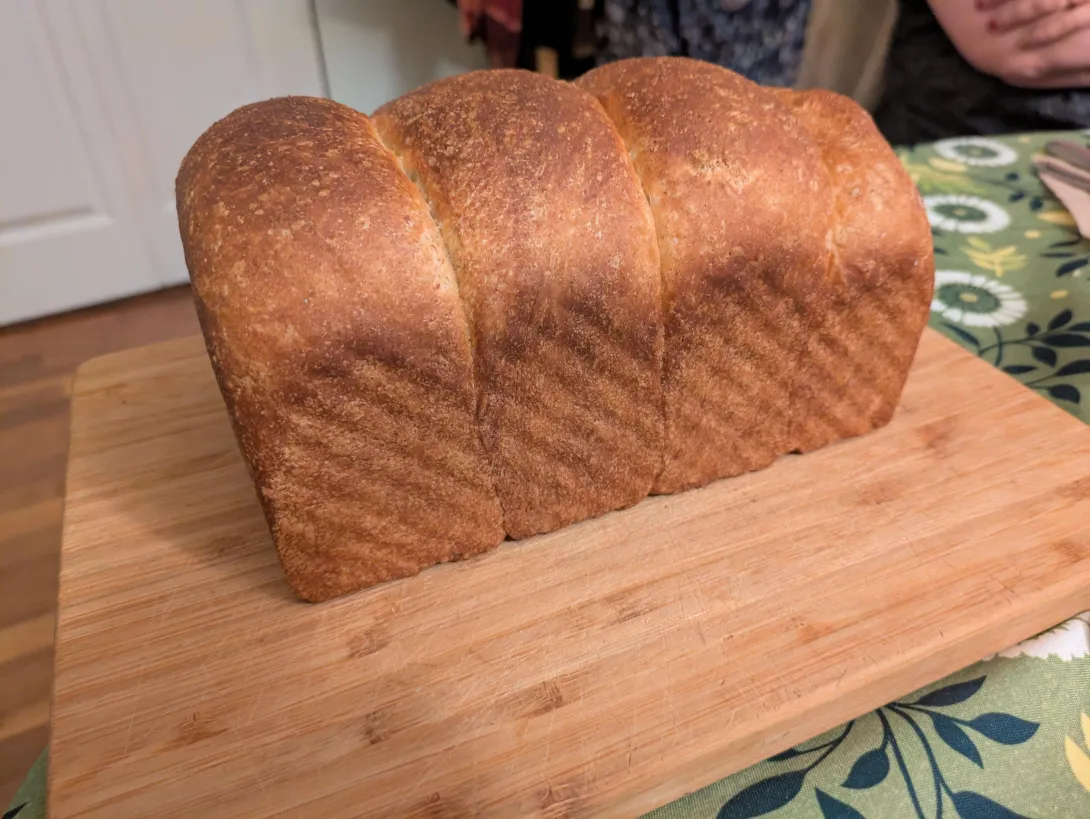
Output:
top-left (9, 131), bottom-right (1090, 819)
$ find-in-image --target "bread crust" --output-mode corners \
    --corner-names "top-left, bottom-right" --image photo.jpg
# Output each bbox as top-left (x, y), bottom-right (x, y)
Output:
top-left (176, 97), bottom-right (504, 601)
top-left (769, 88), bottom-right (935, 450)
top-left (373, 70), bottom-right (663, 538)
top-left (577, 58), bottom-right (836, 492)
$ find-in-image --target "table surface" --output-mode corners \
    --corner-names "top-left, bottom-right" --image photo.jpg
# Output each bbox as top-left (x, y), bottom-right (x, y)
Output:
top-left (10, 130), bottom-right (1090, 819)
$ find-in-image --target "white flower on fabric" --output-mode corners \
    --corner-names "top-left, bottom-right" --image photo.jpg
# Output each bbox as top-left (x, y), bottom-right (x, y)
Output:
top-left (984, 613), bottom-right (1090, 662)
top-left (930, 271), bottom-right (1027, 327)
top-left (924, 194), bottom-right (1012, 233)
top-left (934, 137), bottom-right (1019, 167)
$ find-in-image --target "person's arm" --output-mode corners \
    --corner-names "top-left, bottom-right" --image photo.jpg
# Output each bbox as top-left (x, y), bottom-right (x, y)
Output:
top-left (926, 0), bottom-right (1090, 87)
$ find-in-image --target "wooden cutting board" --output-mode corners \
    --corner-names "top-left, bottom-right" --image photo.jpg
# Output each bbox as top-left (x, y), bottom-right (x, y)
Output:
top-left (50, 329), bottom-right (1090, 818)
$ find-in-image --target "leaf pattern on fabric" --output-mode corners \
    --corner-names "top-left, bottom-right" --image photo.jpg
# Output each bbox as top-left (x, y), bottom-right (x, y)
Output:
top-left (815, 789), bottom-right (865, 819)
top-left (1038, 210), bottom-right (1077, 227)
top-left (716, 771), bottom-right (806, 819)
top-left (900, 159), bottom-right (986, 196)
top-left (711, 676), bottom-right (1039, 819)
top-left (1064, 737), bottom-right (1090, 792)
top-left (966, 714), bottom-right (1039, 745)
top-left (914, 677), bottom-right (986, 707)
top-left (931, 312), bottom-right (1090, 411)
top-left (1064, 712), bottom-right (1090, 793)
top-left (931, 713), bottom-right (983, 767)
top-left (963, 238), bottom-right (1027, 277)
top-left (949, 790), bottom-right (1031, 818)
top-left (841, 747), bottom-right (889, 790)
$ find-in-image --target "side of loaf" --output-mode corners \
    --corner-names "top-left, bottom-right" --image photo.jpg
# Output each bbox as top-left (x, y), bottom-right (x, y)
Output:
top-left (176, 58), bottom-right (934, 602)
top-left (769, 88), bottom-right (934, 451)
top-left (176, 98), bottom-right (504, 602)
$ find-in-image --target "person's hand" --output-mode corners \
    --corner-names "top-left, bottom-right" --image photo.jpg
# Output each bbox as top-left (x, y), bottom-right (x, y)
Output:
top-left (977, 0), bottom-right (1090, 47)
top-left (926, 0), bottom-right (1090, 88)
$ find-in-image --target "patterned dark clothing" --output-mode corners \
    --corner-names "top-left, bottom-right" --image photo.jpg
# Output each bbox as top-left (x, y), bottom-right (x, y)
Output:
top-left (598, 0), bottom-right (811, 87)
top-left (875, 0), bottom-right (1090, 146)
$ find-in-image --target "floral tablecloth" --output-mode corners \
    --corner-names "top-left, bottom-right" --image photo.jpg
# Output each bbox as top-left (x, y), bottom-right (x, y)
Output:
top-left (8, 131), bottom-right (1090, 819)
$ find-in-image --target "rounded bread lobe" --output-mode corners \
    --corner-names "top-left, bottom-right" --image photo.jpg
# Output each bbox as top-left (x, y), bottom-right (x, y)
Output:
top-left (770, 88), bottom-right (935, 450)
top-left (374, 70), bottom-right (663, 538)
top-left (176, 96), bottom-right (504, 601)
top-left (578, 57), bottom-right (836, 493)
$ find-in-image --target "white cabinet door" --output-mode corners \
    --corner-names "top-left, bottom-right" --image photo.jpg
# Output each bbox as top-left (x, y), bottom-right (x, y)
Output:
top-left (315, 0), bottom-right (486, 116)
top-left (0, 0), bottom-right (326, 327)
top-left (0, 1), bottom-right (158, 326)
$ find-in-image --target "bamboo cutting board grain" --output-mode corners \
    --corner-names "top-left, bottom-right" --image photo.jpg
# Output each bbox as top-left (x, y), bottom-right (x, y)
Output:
top-left (50, 330), bottom-right (1090, 818)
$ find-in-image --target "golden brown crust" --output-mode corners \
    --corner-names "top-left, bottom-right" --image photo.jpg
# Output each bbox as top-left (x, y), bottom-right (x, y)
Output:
top-left (769, 88), bottom-right (934, 451)
top-left (373, 70), bottom-right (663, 538)
top-left (577, 58), bottom-right (836, 492)
top-left (176, 97), bottom-right (504, 601)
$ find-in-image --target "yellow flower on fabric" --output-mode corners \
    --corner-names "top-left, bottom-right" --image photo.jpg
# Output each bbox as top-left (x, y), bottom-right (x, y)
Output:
top-left (1038, 210), bottom-right (1077, 227)
top-left (962, 238), bottom-right (1027, 278)
top-left (1065, 713), bottom-right (1090, 792)
top-left (900, 161), bottom-right (985, 195)
top-left (928, 157), bottom-right (969, 173)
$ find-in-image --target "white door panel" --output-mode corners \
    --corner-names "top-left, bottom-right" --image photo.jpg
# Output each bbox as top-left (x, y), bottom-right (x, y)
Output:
top-left (0, 1), bottom-right (158, 325)
top-left (77, 0), bottom-right (327, 288)
top-left (0, 0), bottom-right (325, 326)
top-left (0, 12), bottom-right (96, 227)
top-left (315, 0), bottom-right (486, 116)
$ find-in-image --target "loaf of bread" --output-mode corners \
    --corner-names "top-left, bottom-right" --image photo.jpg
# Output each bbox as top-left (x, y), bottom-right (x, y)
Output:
top-left (176, 57), bottom-right (933, 602)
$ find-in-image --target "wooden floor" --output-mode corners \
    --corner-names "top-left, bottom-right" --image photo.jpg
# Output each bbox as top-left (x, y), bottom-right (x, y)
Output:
top-left (0, 287), bottom-right (200, 802)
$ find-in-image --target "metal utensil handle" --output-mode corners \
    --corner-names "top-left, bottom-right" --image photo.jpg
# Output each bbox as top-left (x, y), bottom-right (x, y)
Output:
top-left (1044, 140), bottom-right (1090, 173)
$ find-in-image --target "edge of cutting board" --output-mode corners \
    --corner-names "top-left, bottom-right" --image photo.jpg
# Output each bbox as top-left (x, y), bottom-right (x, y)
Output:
top-left (50, 329), bottom-right (1090, 818)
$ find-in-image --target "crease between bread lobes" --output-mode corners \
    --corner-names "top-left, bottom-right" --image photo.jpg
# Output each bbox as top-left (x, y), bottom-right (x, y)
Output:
top-left (175, 57), bottom-right (934, 602)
